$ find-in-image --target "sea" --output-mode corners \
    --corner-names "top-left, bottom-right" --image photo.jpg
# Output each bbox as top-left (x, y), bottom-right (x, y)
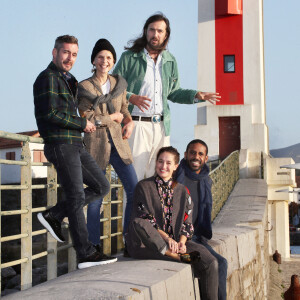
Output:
top-left (290, 246), bottom-right (300, 255)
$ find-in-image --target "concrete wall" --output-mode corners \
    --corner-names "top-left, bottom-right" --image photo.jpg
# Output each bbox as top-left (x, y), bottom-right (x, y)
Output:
top-left (211, 179), bottom-right (269, 299)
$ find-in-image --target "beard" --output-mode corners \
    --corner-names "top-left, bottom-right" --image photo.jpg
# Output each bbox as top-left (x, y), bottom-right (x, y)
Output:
top-left (187, 159), bottom-right (204, 173)
top-left (147, 38), bottom-right (165, 52)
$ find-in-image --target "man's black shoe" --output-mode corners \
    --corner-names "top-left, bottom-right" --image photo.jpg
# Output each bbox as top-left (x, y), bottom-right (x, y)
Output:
top-left (37, 210), bottom-right (65, 242)
top-left (93, 244), bottom-right (103, 254)
top-left (78, 251), bottom-right (117, 269)
top-left (123, 243), bottom-right (130, 257)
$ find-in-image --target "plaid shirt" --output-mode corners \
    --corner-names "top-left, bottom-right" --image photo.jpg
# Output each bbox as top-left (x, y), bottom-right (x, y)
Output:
top-left (33, 62), bottom-right (87, 144)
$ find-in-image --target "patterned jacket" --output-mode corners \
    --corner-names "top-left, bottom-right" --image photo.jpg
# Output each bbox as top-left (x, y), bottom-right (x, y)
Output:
top-left (33, 62), bottom-right (87, 144)
top-left (113, 50), bottom-right (203, 136)
top-left (78, 74), bottom-right (133, 170)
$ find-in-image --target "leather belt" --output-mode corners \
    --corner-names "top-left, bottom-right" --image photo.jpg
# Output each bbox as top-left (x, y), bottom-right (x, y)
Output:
top-left (132, 115), bottom-right (163, 123)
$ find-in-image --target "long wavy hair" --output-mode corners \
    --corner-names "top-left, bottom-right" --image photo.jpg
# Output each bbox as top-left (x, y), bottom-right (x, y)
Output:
top-left (125, 13), bottom-right (171, 53)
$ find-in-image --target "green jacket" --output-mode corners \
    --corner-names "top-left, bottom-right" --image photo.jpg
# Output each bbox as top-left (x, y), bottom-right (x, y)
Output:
top-left (113, 50), bottom-right (202, 136)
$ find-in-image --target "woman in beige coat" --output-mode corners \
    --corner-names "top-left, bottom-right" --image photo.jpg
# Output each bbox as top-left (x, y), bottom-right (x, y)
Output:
top-left (78, 39), bottom-right (138, 249)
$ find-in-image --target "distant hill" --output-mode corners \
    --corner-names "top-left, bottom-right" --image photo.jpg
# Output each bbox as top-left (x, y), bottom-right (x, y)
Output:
top-left (270, 143), bottom-right (300, 163)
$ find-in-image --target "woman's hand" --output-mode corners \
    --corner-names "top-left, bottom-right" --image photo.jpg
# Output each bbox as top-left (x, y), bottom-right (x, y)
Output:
top-left (110, 112), bottom-right (124, 123)
top-left (166, 237), bottom-right (179, 253)
top-left (178, 241), bottom-right (186, 254)
top-left (122, 120), bottom-right (134, 139)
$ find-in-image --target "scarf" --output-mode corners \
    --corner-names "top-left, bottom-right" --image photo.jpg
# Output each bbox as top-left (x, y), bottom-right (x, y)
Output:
top-left (155, 176), bottom-right (174, 238)
top-left (176, 159), bottom-right (213, 240)
top-left (77, 74), bottom-right (127, 114)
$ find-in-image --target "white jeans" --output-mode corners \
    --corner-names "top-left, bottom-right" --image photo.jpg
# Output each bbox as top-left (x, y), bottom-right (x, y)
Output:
top-left (128, 120), bottom-right (170, 181)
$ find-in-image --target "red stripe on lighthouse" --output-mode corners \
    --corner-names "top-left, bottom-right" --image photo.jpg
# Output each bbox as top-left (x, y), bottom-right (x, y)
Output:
top-left (215, 0), bottom-right (244, 105)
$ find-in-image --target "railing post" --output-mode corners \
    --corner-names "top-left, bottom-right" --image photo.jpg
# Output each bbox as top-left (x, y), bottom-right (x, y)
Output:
top-left (20, 142), bottom-right (32, 290)
top-left (68, 232), bottom-right (76, 272)
top-left (117, 177), bottom-right (124, 252)
top-left (103, 166), bottom-right (112, 255)
top-left (46, 163), bottom-right (58, 280)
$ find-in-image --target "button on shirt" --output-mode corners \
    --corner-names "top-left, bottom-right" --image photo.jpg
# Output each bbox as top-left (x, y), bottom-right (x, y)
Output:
top-left (131, 49), bottom-right (163, 117)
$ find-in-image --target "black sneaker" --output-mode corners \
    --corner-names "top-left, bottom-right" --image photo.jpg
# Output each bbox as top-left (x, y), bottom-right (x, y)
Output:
top-left (123, 243), bottom-right (130, 258)
top-left (78, 251), bottom-right (117, 269)
top-left (37, 210), bottom-right (65, 242)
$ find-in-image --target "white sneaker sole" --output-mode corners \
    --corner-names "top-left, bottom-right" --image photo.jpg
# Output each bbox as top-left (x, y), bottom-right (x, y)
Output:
top-left (78, 257), bottom-right (118, 269)
top-left (37, 212), bottom-right (64, 243)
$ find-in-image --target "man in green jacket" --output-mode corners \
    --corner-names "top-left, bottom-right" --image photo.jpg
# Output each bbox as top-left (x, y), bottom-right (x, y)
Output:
top-left (114, 13), bottom-right (220, 180)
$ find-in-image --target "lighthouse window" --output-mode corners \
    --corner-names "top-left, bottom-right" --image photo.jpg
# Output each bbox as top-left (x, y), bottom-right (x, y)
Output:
top-left (224, 55), bottom-right (235, 73)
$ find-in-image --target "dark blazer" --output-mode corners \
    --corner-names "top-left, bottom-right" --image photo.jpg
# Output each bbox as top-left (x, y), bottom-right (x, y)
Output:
top-left (126, 177), bottom-right (193, 259)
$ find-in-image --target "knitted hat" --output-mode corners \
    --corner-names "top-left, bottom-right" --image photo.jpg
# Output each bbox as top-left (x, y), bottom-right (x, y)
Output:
top-left (91, 39), bottom-right (117, 64)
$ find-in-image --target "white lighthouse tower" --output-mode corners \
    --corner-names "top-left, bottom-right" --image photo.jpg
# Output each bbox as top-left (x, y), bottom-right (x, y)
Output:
top-left (196, 0), bottom-right (268, 178)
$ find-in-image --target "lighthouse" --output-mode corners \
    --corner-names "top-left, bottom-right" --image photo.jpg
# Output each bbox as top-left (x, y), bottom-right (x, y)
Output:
top-left (196, 0), bottom-right (268, 178)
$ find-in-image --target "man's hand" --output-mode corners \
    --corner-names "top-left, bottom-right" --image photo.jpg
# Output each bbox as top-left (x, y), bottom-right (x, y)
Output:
top-left (122, 120), bottom-right (134, 139)
top-left (196, 91), bottom-right (221, 105)
top-left (83, 120), bottom-right (96, 133)
top-left (110, 112), bottom-right (124, 123)
top-left (129, 94), bottom-right (152, 112)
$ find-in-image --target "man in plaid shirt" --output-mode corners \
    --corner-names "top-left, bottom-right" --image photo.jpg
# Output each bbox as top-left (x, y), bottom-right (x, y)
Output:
top-left (34, 35), bottom-right (117, 268)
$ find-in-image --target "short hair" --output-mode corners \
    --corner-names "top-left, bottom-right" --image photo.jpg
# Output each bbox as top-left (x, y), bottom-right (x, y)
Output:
top-left (186, 139), bottom-right (208, 155)
top-left (156, 146), bottom-right (180, 165)
top-left (125, 13), bottom-right (171, 53)
top-left (54, 35), bottom-right (78, 50)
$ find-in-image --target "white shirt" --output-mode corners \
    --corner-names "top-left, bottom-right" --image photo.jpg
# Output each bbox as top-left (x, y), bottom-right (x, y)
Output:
top-left (101, 79), bottom-right (111, 95)
top-left (131, 49), bottom-right (163, 117)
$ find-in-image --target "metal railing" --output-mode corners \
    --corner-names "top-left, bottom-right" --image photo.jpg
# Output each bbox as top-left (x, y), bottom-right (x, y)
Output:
top-left (210, 150), bottom-right (240, 221)
top-left (0, 130), bottom-right (123, 292)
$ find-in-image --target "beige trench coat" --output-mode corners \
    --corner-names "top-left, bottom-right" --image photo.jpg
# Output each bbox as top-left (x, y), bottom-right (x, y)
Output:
top-left (78, 74), bottom-right (133, 170)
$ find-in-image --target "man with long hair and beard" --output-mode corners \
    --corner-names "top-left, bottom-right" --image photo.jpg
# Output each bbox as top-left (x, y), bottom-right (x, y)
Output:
top-left (114, 13), bottom-right (220, 181)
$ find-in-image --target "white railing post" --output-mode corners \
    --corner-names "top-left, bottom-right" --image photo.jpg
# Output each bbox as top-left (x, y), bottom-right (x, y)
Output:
top-left (20, 142), bottom-right (32, 290)
top-left (47, 163), bottom-right (58, 280)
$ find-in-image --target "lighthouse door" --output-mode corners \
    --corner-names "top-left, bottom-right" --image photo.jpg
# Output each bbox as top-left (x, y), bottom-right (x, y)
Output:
top-left (219, 116), bottom-right (240, 159)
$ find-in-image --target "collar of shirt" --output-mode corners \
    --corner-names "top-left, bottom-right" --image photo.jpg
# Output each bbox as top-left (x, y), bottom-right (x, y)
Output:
top-left (131, 48), bottom-right (164, 117)
top-left (62, 72), bottom-right (72, 81)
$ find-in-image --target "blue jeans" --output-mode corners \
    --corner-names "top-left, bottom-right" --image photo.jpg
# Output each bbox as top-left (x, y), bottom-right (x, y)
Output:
top-left (193, 235), bottom-right (228, 300)
top-left (87, 138), bottom-right (138, 245)
top-left (44, 143), bottom-right (110, 259)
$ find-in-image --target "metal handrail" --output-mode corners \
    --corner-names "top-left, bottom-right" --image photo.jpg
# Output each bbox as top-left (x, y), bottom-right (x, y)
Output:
top-left (210, 150), bottom-right (240, 220)
top-left (0, 130), bottom-right (124, 293)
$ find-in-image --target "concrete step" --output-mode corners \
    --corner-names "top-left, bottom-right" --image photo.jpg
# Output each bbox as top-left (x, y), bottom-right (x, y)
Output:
top-left (3, 256), bottom-right (200, 300)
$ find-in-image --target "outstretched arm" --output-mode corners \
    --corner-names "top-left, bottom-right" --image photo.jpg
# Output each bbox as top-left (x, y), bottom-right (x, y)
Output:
top-left (195, 91), bottom-right (221, 105)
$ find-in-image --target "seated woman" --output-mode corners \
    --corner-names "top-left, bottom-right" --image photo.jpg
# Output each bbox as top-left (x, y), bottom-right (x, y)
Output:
top-left (126, 146), bottom-right (218, 300)
top-left (78, 39), bottom-right (138, 251)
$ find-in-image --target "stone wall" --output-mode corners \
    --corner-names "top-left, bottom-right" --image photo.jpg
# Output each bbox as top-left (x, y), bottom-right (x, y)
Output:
top-left (210, 178), bottom-right (269, 299)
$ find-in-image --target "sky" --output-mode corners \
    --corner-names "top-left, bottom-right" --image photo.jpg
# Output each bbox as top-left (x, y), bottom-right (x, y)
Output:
top-left (0, 0), bottom-right (299, 157)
